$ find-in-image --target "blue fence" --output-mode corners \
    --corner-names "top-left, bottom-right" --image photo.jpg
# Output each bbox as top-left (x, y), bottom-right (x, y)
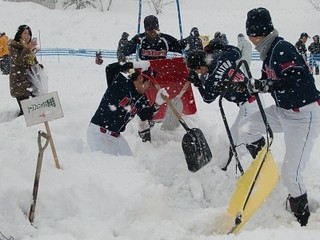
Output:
top-left (37, 48), bottom-right (320, 62)
top-left (37, 48), bottom-right (178, 59)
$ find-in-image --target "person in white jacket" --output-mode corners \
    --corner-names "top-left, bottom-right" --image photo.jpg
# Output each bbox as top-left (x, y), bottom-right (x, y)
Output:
top-left (237, 33), bottom-right (252, 76)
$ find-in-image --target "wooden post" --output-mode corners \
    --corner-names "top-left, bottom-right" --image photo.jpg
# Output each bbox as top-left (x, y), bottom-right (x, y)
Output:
top-left (44, 121), bottom-right (61, 169)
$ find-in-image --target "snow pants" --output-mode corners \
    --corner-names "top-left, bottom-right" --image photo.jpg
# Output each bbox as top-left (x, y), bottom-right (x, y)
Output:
top-left (239, 101), bottom-right (320, 197)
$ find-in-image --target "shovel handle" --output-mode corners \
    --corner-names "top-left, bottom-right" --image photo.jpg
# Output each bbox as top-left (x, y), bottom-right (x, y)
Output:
top-left (153, 83), bottom-right (183, 121)
top-left (175, 81), bottom-right (190, 99)
top-left (143, 71), bottom-right (190, 130)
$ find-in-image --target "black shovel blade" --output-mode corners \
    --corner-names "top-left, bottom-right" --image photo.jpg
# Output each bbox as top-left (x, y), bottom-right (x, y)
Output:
top-left (182, 128), bottom-right (212, 172)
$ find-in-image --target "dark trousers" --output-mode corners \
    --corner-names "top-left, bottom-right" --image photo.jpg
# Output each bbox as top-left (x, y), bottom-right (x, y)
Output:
top-left (16, 95), bottom-right (33, 116)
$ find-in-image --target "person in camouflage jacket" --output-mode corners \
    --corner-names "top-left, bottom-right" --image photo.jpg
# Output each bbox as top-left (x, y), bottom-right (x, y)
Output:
top-left (8, 25), bottom-right (38, 116)
top-left (117, 32), bottom-right (129, 63)
top-left (308, 35), bottom-right (320, 75)
top-left (182, 27), bottom-right (203, 59)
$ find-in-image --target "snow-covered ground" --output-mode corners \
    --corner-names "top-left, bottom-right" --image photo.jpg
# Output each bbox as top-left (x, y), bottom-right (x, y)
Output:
top-left (0, 0), bottom-right (320, 239)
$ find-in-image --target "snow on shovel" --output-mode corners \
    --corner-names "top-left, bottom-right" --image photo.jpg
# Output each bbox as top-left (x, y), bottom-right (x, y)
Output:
top-left (141, 71), bottom-right (212, 172)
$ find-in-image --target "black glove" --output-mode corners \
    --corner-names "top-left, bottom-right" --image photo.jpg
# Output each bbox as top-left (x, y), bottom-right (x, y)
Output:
top-left (131, 35), bottom-right (141, 45)
top-left (247, 78), bottom-right (274, 94)
top-left (228, 81), bottom-right (247, 92)
top-left (213, 81), bottom-right (247, 93)
top-left (187, 70), bottom-right (202, 87)
top-left (138, 128), bottom-right (151, 142)
top-left (179, 39), bottom-right (187, 49)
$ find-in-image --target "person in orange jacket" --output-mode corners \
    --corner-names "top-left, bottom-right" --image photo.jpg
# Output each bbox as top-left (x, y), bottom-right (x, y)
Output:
top-left (0, 32), bottom-right (10, 75)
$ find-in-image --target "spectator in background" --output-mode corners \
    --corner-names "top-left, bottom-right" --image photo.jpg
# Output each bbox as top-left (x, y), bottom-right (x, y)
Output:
top-left (8, 25), bottom-right (38, 116)
top-left (221, 33), bottom-right (229, 45)
top-left (0, 32), bottom-right (10, 75)
top-left (308, 34), bottom-right (320, 75)
top-left (237, 33), bottom-right (252, 77)
top-left (213, 31), bottom-right (229, 44)
top-left (95, 50), bottom-right (103, 65)
top-left (295, 32), bottom-right (309, 62)
top-left (117, 32), bottom-right (129, 63)
top-left (182, 27), bottom-right (203, 59)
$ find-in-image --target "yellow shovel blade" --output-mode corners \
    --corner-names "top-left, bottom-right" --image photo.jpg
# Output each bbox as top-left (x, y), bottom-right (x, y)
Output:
top-left (227, 145), bottom-right (279, 234)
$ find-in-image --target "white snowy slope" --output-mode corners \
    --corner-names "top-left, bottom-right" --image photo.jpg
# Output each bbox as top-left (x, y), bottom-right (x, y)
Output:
top-left (0, 0), bottom-right (320, 239)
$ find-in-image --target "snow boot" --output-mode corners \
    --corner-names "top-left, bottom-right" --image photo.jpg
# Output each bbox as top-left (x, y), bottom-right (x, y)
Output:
top-left (246, 137), bottom-right (265, 159)
top-left (287, 193), bottom-right (310, 226)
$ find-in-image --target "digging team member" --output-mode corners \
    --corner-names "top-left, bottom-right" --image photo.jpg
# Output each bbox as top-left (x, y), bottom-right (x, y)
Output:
top-left (87, 69), bottom-right (169, 156)
top-left (186, 39), bottom-right (260, 170)
top-left (236, 7), bottom-right (320, 227)
top-left (123, 15), bottom-right (186, 142)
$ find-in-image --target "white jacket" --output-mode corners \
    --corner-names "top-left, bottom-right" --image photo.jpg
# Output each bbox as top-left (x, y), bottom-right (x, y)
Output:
top-left (237, 36), bottom-right (252, 66)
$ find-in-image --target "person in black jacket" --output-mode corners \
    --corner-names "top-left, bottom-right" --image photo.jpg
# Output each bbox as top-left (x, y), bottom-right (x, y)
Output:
top-left (182, 27), bottom-right (203, 59)
top-left (123, 15), bottom-right (185, 61)
top-left (87, 68), bottom-right (169, 156)
top-left (117, 32), bottom-right (129, 63)
top-left (295, 32), bottom-right (310, 62)
top-left (238, 7), bottom-right (320, 227)
top-left (187, 39), bottom-right (259, 170)
top-left (123, 15), bottom-right (186, 142)
top-left (308, 35), bottom-right (320, 75)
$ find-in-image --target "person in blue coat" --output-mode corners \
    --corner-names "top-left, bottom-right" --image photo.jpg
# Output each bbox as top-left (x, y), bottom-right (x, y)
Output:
top-left (238, 7), bottom-right (320, 227)
top-left (87, 68), bottom-right (169, 156)
top-left (186, 38), bottom-right (260, 170)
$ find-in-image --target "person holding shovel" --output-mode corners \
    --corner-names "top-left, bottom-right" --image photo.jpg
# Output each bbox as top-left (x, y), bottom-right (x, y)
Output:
top-left (235, 7), bottom-right (320, 226)
top-left (186, 39), bottom-right (261, 170)
top-left (87, 68), bottom-right (169, 156)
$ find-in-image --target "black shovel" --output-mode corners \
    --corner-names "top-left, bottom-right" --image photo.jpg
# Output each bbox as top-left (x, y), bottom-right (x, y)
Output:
top-left (146, 73), bottom-right (212, 172)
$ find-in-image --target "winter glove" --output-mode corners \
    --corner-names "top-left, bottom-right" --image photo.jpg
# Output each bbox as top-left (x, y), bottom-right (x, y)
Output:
top-left (247, 78), bottom-right (274, 94)
top-left (131, 35), bottom-right (141, 45)
top-left (138, 128), bottom-right (151, 142)
top-left (187, 70), bottom-right (203, 87)
top-left (227, 81), bottom-right (247, 92)
top-left (155, 88), bottom-right (169, 105)
top-left (133, 60), bottom-right (150, 71)
top-left (179, 39), bottom-right (188, 49)
top-left (210, 80), bottom-right (246, 93)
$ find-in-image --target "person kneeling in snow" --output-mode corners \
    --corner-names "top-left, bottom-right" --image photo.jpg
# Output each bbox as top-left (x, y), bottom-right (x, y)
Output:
top-left (87, 67), bottom-right (169, 156)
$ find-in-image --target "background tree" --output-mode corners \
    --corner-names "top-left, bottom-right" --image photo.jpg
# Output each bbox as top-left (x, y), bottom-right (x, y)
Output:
top-left (308, 0), bottom-right (320, 10)
top-left (62, 0), bottom-right (98, 10)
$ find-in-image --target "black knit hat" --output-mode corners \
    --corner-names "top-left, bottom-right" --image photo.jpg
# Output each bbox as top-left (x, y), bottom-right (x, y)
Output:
top-left (122, 32), bottom-right (129, 38)
top-left (205, 38), bottom-right (226, 53)
top-left (144, 15), bottom-right (159, 31)
top-left (246, 7), bottom-right (274, 37)
top-left (187, 50), bottom-right (207, 70)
